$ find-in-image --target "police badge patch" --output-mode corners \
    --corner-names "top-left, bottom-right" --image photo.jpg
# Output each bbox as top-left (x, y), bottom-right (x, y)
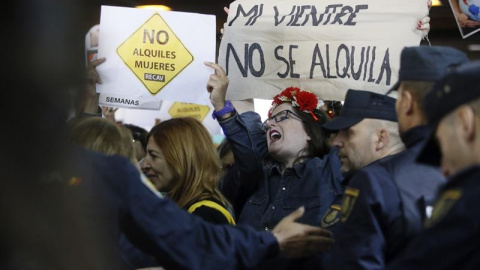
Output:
top-left (340, 187), bottom-right (360, 222)
top-left (425, 189), bottom-right (462, 228)
top-left (321, 204), bottom-right (342, 227)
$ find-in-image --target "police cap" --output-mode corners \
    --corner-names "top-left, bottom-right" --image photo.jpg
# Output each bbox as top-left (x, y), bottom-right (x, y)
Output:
top-left (417, 61), bottom-right (480, 165)
top-left (322, 89), bottom-right (397, 131)
top-left (388, 46), bottom-right (469, 93)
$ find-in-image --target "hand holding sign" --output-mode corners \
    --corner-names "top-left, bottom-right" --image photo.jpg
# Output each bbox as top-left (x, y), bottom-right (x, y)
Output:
top-left (220, 7), bottom-right (229, 36)
top-left (101, 106), bottom-right (119, 123)
top-left (83, 57), bottom-right (106, 114)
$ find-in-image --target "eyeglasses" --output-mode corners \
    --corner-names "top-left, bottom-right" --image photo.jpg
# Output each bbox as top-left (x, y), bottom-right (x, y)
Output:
top-left (262, 110), bottom-right (303, 131)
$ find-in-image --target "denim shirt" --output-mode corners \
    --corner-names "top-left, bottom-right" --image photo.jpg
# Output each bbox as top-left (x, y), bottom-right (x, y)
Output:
top-left (219, 111), bottom-right (344, 231)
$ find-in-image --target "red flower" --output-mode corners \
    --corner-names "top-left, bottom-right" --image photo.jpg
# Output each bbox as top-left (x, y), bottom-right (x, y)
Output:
top-left (269, 87), bottom-right (321, 121)
top-left (294, 91), bottom-right (318, 112)
top-left (273, 87), bottom-right (300, 105)
top-left (272, 94), bottom-right (283, 105)
top-left (282, 87), bottom-right (300, 99)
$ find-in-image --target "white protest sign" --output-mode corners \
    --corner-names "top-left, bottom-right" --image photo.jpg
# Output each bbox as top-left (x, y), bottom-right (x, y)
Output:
top-left (219, 0), bottom-right (428, 101)
top-left (97, 6), bottom-right (216, 109)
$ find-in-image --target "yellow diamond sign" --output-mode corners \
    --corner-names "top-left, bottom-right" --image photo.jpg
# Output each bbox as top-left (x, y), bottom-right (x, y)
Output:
top-left (117, 13), bottom-right (194, 95)
top-left (168, 102), bottom-right (210, 121)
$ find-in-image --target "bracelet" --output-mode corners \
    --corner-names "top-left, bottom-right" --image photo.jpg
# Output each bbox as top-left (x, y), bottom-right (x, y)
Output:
top-left (212, 100), bottom-right (235, 120)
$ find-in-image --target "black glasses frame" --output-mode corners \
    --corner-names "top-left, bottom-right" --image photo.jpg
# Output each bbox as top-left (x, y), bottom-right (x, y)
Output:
top-left (262, 110), bottom-right (303, 131)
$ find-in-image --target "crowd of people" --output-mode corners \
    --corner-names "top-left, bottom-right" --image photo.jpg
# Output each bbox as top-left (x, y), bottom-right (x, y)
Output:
top-left (2, 0), bottom-right (480, 269)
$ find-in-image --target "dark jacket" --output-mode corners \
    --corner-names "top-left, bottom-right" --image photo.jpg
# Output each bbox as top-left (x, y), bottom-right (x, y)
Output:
top-left (69, 147), bottom-right (279, 270)
top-left (387, 165), bottom-right (480, 270)
top-left (328, 125), bottom-right (446, 269)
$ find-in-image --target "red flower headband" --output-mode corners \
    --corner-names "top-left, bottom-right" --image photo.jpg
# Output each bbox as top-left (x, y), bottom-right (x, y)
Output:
top-left (270, 87), bottom-right (324, 121)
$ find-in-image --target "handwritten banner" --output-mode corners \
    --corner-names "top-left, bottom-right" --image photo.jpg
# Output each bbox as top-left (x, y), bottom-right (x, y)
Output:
top-left (97, 6), bottom-right (216, 109)
top-left (218, 0), bottom-right (428, 101)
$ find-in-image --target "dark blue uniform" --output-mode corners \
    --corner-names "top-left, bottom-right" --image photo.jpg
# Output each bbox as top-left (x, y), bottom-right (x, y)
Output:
top-left (327, 126), bottom-right (445, 269)
top-left (70, 147), bottom-right (279, 270)
top-left (387, 165), bottom-right (480, 270)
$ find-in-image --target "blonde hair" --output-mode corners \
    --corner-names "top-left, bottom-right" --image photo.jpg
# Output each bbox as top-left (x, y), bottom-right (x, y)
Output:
top-left (68, 117), bottom-right (137, 164)
top-left (148, 117), bottom-right (230, 209)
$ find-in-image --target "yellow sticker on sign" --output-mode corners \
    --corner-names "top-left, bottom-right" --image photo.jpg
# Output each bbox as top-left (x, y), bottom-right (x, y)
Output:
top-left (117, 13), bottom-right (194, 95)
top-left (168, 102), bottom-right (210, 121)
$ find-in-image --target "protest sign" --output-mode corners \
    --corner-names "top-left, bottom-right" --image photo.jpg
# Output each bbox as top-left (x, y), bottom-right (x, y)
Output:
top-left (97, 6), bottom-right (216, 109)
top-left (168, 102), bottom-right (211, 120)
top-left (112, 100), bottom-right (222, 137)
top-left (218, 0), bottom-right (428, 101)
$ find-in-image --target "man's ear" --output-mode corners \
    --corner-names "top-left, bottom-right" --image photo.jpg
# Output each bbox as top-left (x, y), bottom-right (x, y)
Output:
top-left (374, 128), bottom-right (390, 151)
top-left (457, 105), bottom-right (476, 142)
top-left (401, 90), bottom-right (414, 115)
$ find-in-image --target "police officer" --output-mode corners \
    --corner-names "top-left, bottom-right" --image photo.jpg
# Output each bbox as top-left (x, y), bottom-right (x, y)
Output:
top-left (321, 86), bottom-right (443, 268)
top-left (321, 90), bottom-right (402, 269)
top-left (72, 148), bottom-right (334, 270)
top-left (389, 45), bottom-right (467, 235)
top-left (387, 61), bottom-right (480, 269)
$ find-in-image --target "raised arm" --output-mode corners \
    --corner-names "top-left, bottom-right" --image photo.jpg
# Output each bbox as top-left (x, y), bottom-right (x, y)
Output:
top-left (205, 61), bottom-right (268, 214)
top-left (80, 57), bottom-right (106, 116)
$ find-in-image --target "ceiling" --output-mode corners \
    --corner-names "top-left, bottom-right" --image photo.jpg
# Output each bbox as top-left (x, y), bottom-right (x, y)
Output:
top-left (84, 0), bottom-right (480, 59)
top-left (84, 0), bottom-right (228, 37)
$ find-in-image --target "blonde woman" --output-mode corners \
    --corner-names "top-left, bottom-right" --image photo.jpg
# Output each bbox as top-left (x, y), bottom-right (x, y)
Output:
top-left (142, 117), bottom-right (235, 225)
top-left (67, 117), bottom-right (164, 268)
top-left (68, 117), bottom-right (138, 167)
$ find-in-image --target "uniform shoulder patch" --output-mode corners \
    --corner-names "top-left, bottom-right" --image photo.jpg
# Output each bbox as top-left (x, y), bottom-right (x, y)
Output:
top-left (340, 187), bottom-right (360, 223)
top-left (321, 204), bottom-right (342, 227)
top-left (425, 189), bottom-right (462, 228)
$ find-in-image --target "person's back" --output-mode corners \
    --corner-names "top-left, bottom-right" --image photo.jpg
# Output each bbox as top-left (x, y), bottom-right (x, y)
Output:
top-left (365, 140), bottom-right (444, 260)
top-left (376, 127), bottom-right (444, 246)
top-left (67, 116), bottom-right (161, 268)
top-left (69, 147), bottom-right (274, 269)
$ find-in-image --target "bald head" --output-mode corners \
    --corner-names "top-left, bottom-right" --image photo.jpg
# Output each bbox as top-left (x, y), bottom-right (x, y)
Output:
top-left (333, 118), bottom-right (404, 175)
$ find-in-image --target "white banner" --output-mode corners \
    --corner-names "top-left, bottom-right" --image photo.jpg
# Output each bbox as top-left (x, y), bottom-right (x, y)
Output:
top-left (97, 6), bottom-right (216, 109)
top-left (219, 0), bottom-right (428, 101)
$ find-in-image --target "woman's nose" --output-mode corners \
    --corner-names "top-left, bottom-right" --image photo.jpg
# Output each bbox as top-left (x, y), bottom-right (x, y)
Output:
top-left (263, 119), bottom-right (277, 131)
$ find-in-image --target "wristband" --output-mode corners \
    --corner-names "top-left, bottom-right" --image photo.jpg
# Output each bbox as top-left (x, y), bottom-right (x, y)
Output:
top-left (212, 100), bottom-right (235, 120)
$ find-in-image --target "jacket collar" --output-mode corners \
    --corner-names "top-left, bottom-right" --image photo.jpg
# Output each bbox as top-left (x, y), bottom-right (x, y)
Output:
top-left (401, 125), bottom-right (430, 148)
